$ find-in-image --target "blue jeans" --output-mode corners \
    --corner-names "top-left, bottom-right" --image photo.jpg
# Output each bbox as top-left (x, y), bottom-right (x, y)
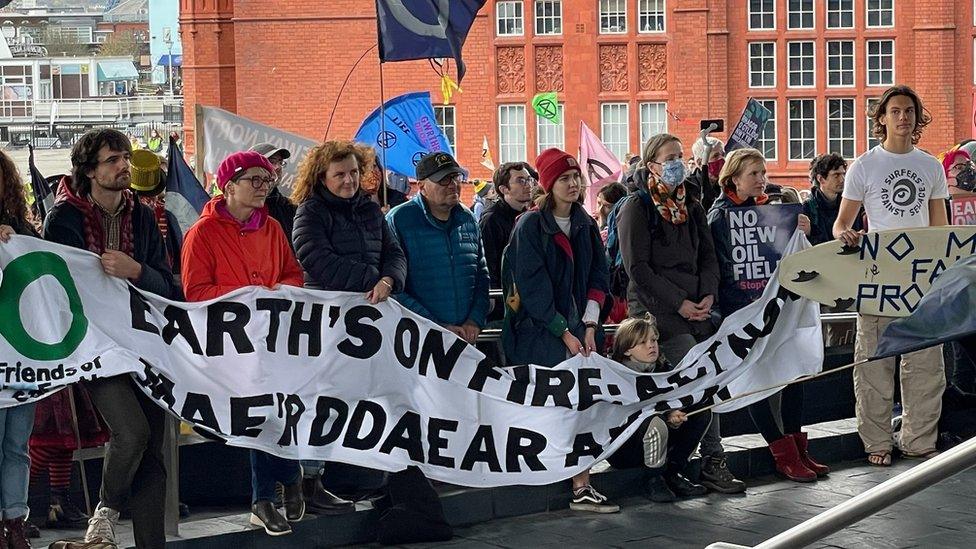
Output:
top-left (0, 403), bottom-right (36, 519)
top-left (250, 450), bottom-right (301, 504)
top-left (300, 460), bottom-right (323, 478)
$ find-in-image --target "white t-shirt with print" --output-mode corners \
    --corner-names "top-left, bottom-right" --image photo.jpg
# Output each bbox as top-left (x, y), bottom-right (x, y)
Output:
top-left (843, 145), bottom-right (949, 232)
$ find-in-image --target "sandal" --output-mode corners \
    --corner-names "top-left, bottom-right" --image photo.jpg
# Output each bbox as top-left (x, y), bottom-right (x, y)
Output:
top-left (902, 450), bottom-right (940, 461)
top-left (867, 451), bottom-right (892, 467)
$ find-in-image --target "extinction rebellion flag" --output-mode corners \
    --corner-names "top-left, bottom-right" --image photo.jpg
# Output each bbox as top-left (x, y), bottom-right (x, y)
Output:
top-left (375, 0), bottom-right (487, 83)
top-left (0, 234), bottom-right (821, 487)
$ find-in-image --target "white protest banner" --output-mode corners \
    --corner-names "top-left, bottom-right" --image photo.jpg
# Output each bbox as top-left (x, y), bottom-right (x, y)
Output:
top-left (0, 234), bottom-right (821, 487)
top-left (198, 106), bottom-right (318, 195)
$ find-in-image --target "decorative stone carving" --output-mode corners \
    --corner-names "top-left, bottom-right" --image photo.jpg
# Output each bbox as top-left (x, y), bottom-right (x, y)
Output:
top-left (599, 44), bottom-right (628, 92)
top-left (638, 44), bottom-right (667, 91)
top-left (497, 47), bottom-right (526, 94)
top-left (535, 46), bottom-right (564, 92)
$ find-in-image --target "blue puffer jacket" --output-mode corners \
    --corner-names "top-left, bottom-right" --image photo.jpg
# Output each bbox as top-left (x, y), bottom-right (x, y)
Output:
top-left (502, 203), bottom-right (610, 367)
top-left (386, 194), bottom-right (490, 327)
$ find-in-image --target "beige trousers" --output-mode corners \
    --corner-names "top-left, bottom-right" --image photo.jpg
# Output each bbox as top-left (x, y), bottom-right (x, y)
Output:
top-left (853, 314), bottom-right (945, 455)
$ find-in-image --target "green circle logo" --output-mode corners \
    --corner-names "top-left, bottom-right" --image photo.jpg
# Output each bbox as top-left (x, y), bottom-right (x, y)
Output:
top-left (0, 251), bottom-right (88, 361)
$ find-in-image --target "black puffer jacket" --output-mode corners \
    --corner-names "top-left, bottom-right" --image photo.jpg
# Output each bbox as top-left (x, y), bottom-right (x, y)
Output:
top-left (265, 186), bottom-right (297, 248)
top-left (0, 211), bottom-right (39, 238)
top-left (293, 184), bottom-right (407, 293)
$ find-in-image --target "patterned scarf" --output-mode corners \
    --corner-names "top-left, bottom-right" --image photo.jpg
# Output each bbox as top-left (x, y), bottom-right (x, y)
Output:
top-left (645, 173), bottom-right (688, 225)
top-left (60, 177), bottom-right (136, 257)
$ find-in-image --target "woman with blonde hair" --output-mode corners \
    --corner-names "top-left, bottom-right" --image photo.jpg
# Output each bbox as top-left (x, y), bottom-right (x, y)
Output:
top-left (707, 148), bottom-right (825, 483)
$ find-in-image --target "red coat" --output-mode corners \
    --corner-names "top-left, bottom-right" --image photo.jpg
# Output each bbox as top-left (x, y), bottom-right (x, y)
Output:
top-left (182, 198), bottom-right (304, 302)
top-left (31, 386), bottom-right (109, 450)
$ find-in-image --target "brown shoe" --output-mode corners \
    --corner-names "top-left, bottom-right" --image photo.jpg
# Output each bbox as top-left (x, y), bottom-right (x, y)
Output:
top-left (3, 517), bottom-right (31, 549)
top-left (45, 541), bottom-right (116, 549)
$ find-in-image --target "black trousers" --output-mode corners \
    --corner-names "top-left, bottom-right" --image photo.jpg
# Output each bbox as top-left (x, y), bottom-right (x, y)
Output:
top-left (747, 382), bottom-right (804, 444)
top-left (86, 376), bottom-right (167, 549)
top-left (608, 410), bottom-right (712, 474)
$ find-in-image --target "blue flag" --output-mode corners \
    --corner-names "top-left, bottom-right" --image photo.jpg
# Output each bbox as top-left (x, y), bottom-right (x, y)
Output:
top-left (875, 254), bottom-right (976, 359)
top-left (375, 0), bottom-right (486, 82)
top-left (355, 91), bottom-right (454, 179)
top-left (165, 136), bottom-right (211, 233)
top-left (28, 145), bottom-right (54, 221)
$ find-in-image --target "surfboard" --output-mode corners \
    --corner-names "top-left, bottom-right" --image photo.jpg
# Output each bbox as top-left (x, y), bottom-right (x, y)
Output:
top-left (777, 227), bottom-right (976, 317)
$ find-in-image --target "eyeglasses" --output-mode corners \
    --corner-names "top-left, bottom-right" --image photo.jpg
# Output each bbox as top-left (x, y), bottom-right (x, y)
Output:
top-left (235, 175), bottom-right (275, 189)
top-left (432, 173), bottom-right (465, 186)
top-left (511, 176), bottom-right (531, 186)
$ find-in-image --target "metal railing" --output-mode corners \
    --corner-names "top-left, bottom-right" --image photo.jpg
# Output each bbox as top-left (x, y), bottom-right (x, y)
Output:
top-left (0, 96), bottom-right (184, 123)
top-left (475, 294), bottom-right (857, 344)
top-left (705, 436), bottom-right (976, 549)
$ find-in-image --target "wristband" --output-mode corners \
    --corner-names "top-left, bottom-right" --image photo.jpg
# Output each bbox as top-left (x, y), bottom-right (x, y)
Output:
top-left (584, 322), bottom-right (598, 329)
top-left (379, 279), bottom-right (393, 290)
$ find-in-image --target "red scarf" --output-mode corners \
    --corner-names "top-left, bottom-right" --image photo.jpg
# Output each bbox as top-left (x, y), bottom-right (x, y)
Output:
top-left (59, 176), bottom-right (136, 257)
top-left (723, 187), bottom-right (769, 206)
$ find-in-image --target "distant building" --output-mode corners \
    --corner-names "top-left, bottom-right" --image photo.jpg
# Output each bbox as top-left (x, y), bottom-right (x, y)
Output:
top-left (148, 0), bottom-right (180, 91)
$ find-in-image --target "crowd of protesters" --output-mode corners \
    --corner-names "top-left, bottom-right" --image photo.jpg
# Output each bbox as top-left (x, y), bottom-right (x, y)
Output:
top-left (0, 84), bottom-right (973, 547)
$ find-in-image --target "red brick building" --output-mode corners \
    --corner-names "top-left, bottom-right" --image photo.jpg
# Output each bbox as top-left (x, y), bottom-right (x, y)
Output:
top-left (180, 0), bottom-right (976, 188)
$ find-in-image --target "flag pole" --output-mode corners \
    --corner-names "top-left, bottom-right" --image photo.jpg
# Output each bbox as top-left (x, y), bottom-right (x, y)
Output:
top-left (323, 43), bottom-right (377, 142)
top-left (378, 60), bottom-right (388, 208)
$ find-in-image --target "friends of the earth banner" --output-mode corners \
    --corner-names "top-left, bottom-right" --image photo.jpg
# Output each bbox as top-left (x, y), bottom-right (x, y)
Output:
top-left (0, 234), bottom-right (821, 487)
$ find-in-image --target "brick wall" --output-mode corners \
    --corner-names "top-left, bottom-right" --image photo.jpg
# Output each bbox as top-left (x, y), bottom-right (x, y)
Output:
top-left (182, 0), bottom-right (973, 190)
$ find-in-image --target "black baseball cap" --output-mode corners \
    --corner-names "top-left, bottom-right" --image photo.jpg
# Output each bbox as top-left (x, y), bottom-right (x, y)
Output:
top-left (416, 152), bottom-right (465, 182)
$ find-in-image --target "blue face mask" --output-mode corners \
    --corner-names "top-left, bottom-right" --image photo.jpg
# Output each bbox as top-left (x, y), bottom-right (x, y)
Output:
top-left (660, 159), bottom-right (687, 189)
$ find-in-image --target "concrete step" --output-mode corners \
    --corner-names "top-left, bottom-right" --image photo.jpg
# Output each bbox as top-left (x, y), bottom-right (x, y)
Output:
top-left (34, 419), bottom-right (862, 549)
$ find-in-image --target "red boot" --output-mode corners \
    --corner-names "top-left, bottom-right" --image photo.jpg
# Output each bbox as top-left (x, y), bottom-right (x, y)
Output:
top-left (769, 436), bottom-right (817, 482)
top-left (790, 432), bottom-right (830, 477)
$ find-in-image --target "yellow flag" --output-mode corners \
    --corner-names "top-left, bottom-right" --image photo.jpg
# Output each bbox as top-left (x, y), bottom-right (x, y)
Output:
top-left (440, 75), bottom-right (462, 105)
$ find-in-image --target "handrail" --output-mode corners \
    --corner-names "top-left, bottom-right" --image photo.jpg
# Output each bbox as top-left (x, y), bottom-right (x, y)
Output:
top-left (705, 435), bottom-right (976, 549)
top-left (473, 311), bottom-right (857, 343)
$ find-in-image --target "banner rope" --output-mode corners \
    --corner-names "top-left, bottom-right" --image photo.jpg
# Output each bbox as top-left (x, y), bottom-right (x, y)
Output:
top-left (686, 358), bottom-right (873, 417)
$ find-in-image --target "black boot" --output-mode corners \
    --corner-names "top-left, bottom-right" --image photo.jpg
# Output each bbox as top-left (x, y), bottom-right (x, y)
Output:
top-left (249, 501), bottom-right (291, 536)
top-left (48, 490), bottom-right (89, 528)
top-left (664, 472), bottom-right (708, 498)
top-left (282, 480), bottom-right (306, 522)
top-left (644, 473), bottom-right (676, 503)
top-left (303, 476), bottom-right (355, 515)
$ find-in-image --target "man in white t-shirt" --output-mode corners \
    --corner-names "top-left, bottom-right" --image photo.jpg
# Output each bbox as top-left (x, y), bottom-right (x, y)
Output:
top-left (833, 85), bottom-right (949, 466)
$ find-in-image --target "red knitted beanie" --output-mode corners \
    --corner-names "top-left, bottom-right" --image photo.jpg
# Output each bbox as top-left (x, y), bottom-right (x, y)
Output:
top-left (536, 148), bottom-right (580, 192)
